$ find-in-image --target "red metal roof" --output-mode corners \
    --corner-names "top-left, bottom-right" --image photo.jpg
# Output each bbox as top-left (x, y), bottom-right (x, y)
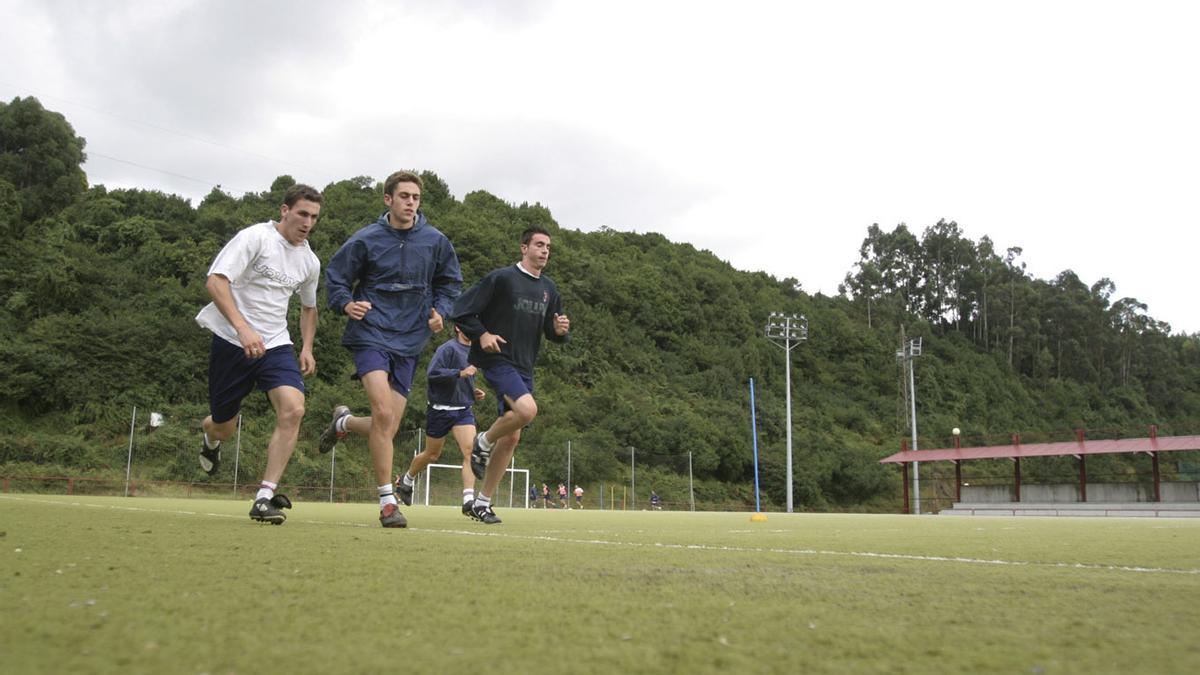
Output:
top-left (879, 434), bottom-right (1200, 464)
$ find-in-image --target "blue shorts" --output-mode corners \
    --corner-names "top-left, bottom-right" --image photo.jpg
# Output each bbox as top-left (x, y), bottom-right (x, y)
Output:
top-left (352, 349), bottom-right (418, 397)
top-left (480, 362), bottom-right (534, 417)
top-left (208, 334), bottom-right (304, 424)
top-left (425, 406), bottom-right (475, 439)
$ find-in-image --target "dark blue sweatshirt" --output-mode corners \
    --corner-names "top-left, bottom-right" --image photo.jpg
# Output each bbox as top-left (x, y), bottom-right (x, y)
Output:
top-left (449, 263), bottom-right (567, 376)
top-left (426, 338), bottom-right (476, 408)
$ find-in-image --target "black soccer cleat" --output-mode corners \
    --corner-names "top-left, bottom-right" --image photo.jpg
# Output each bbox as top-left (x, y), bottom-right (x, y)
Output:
top-left (396, 480), bottom-right (414, 507)
top-left (199, 439), bottom-right (221, 476)
top-left (469, 433), bottom-right (491, 480)
top-left (249, 494), bottom-right (291, 525)
top-left (471, 501), bottom-right (501, 525)
top-left (318, 405), bottom-right (350, 454)
top-left (463, 500), bottom-right (480, 520)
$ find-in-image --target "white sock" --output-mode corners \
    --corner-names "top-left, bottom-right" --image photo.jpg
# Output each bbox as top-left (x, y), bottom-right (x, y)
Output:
top-left (378, 484), bottom-right (397, 508)
top-left (475, 493), bottom-right (491, 507)
top-left (402, 473), bottom-right (415, 487)
top-left (256, 481), bottom-right (277, 502)
top-left (203, 432), bottom-right (221, 450)
top-left (463, 488), bottom-right (475, 504)
top-left (335, 414), bottom-right (350, 433)
top-left (478, 431), bottom-right (495, 452)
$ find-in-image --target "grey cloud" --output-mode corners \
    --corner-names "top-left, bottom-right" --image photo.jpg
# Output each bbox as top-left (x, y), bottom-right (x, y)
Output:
top-left (304, 112), bottom-right (705, 234)
top-left (23, 1), bottom-right (362, 136)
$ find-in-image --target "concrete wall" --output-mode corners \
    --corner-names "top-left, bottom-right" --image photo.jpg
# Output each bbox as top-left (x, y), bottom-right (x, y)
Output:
top-left (1022, 484), bottom-right (1082, 503)
top-left (1162, 481), bottom-right (1200, 502)
top-left (962, 481), bottom-right (1200, 503)
top-left (961, 485), bottom-right (1011, 503)
top-left (1085, 483), bottom-right (1147, 502)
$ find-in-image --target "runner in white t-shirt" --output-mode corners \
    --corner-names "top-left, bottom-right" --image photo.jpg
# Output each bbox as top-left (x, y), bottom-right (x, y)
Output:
top-left (194, 183), bottom-right (323, 525)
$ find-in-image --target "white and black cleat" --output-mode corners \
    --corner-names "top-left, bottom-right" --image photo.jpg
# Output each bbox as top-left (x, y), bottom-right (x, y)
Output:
top-left (249, 494), bottom-right (291, 525)
top-left (469, 434), bottom-right (490, 480)
top-left (199, 440), bottom-right (221, 476)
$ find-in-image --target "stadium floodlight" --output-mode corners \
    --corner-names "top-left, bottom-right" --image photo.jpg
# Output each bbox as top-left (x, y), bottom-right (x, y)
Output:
top-left (897, 337), bottom-right (922, 514)
top-left (765, 312), bottom-right (809, 513)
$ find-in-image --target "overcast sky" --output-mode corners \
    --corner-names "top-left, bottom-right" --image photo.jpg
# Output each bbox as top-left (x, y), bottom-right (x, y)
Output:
top-left (3, 0), bottom-right (1197, 333)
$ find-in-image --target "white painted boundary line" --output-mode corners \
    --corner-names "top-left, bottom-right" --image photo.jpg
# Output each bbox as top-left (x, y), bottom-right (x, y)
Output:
top-left (4, 494), bottom-right (1198, 576)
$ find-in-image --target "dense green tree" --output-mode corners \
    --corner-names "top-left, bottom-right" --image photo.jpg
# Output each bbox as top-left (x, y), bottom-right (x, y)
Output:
top-left (0, 96), bottom-right (88, 225)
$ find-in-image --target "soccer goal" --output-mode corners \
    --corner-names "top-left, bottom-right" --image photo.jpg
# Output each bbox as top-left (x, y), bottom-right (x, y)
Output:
top-left (421, 462), bottom-right (530, 508)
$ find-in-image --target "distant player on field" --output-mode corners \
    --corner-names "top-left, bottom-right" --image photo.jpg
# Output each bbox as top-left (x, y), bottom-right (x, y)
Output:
top-left (574, 485), bottom-right (583, 509)
top-left (319, 171), bottom-right (462, 528)
top-left (195, 184), bottom-right (323, 525)
top-left (449, 225), bottom-right (570, 524)
top-left (391, 326), bottom-right (486, 517)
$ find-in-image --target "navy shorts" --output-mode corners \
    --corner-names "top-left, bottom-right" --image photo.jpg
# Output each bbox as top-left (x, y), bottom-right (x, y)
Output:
top-left (425, 406), bottom-right (475, 439)
top-left (352, 349), bottom-right (418, 397)
top-left (208, 334), bottom-right (305, 424)
top-left (480, 362), bottom-right (534, 417)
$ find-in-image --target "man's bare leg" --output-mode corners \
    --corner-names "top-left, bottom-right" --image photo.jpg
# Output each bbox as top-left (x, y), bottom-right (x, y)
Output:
top-left (472, 396), bottom-right (537, 523)
top-left (395, 435), bottom-right (444, 506)
top-left (471, 394), bottom-right (535, 481)
top-left (477, 394), bottom-right (536, 449)
top-left (481, 431), bottom-right (519, 498)
top-left (340, 371), bottom-right (408, 526)
top-left (201, 415), bottom-right (239, 444)
top-left (451, 424), bottom-right (478, 492)
top-left (450, 424), bottom-right (479, 514)
top-left (262, 386), bottom-right (305, 484)
top-left (363, 373), bottom-right (406, 483)
top-left (247, 385), bottom-right (305, 524)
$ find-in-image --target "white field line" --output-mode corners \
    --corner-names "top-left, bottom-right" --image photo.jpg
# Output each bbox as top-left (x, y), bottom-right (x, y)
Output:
top-left (4, 494), bottom-right (1198, 576)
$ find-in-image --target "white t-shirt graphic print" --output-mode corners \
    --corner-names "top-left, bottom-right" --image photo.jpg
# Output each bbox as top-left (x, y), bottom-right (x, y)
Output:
top-left (195, 221), bottom-right (320, 350)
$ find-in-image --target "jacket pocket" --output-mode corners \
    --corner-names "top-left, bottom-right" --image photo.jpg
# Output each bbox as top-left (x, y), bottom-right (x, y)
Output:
top-left (366, 283), bottom-right (431, 333)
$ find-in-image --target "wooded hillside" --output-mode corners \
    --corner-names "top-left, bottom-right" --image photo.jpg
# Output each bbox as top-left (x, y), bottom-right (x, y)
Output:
top-left (3, 96), bottom-right (1197, 510)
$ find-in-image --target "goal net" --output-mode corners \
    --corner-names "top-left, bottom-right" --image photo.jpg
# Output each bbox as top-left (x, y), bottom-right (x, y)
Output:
top-left (420, 462), bottom-right (531, 508)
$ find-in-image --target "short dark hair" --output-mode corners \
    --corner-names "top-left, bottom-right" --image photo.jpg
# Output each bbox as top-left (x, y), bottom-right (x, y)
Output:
top-left (283, 183), bottom-right (322, 207)
top-left (521, 225), bottom-right (551, 246)
top-left (384, 171), bottom-right (424, 197)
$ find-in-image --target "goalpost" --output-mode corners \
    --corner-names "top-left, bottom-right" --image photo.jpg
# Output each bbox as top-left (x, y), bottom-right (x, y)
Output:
top-left (422, 461), bottom-right (530, 508)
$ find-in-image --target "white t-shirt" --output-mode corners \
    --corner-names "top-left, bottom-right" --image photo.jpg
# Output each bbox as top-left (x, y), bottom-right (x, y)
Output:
top-left (195, 221), bottom-right (320, 350)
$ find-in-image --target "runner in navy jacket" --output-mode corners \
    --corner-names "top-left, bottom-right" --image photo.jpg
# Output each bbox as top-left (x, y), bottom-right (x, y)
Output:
top-left (325, 213), bottom-right (461, 356)
top-left (319, 171), bottom-right (462, 528)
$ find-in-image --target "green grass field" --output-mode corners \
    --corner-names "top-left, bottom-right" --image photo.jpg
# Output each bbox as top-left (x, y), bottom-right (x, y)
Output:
top-left (2, 494), bottom-right (1198, 674)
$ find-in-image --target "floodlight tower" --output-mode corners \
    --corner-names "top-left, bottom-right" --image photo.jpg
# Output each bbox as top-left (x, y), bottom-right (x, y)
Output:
top-left (765, 312), bottom-right (809, 513)
top-left (896, 337), bottom-right (923, 514)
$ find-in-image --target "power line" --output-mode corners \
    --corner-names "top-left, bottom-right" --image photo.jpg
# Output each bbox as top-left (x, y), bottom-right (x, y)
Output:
top-left (0, 82), bottom-right (336, 184)
top-left (86, 151), bottom-right (252, 194)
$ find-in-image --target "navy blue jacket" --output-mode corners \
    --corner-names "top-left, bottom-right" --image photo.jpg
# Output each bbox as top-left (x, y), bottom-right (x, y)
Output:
top-left (326, 212), bottom-right (462, 356)
top-left (426, 338), bottom-right (476, 407)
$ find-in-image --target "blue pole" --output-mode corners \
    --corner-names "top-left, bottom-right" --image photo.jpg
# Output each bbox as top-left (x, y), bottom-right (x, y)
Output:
top-left (750, 377), bottom-right (761, 513)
